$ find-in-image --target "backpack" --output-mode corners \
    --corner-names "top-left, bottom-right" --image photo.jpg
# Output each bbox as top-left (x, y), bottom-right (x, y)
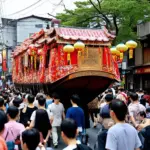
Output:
top-left (73, 144), bottom-right (92, 150)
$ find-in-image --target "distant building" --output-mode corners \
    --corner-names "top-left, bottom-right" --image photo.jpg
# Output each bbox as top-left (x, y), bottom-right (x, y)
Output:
top-left (16, 15), bottom-right (52, 45)
top-left (125, 22), bottom-right (150, 92)
top-left (0, 15), bottom-right (60, 75)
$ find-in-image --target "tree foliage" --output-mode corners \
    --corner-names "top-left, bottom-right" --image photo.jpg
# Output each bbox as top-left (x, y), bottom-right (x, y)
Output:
top-left (56, 0), bottom-right (150, 44)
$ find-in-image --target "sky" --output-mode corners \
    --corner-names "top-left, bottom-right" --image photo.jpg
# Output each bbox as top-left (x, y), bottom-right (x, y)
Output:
top-left (1, 0), bottom-right (79, 19)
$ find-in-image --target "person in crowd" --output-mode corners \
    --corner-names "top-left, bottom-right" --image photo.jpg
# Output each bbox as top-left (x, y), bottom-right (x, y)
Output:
top-left (30, 96), bottom-right (52, 146)
top-left (146, 107), bottom-right (150, 118)
top-left (21, 128), bottom-right (45, 150)
top-left (46, 94), bottom-right (53, 109)
top-left (0, 110), bottom-right (8, 136)
top-left (106, 99), bottom-right (141, 150)
top-left (98, 94), bottom-right (114, 150)
top-left (48, 92), bottom-right (65, 148)
top-left (2, 94), bottom-right (9, 110)
top-left (33, 93), bottom-right (46, 108)
top-left (0, 98), bottom-right (6, 111)
top-left (137, 111), bottom-right (150, 131)
top-left (136, 89), bottom-right (144, 100)
top-left (20, 94), bottom-right (37, 127)
top-left (116, 88), bottom-right (127, 103)
top-left (128, 93), bottom-right (146, 128)
top-left (12, 97), bottom-right (23, 109)
top-left (0, 136), bottom-right (7, 150)
top-left (66, 94), bottom-right (85, 141)
top-left (61, 118), bottom-right (92, 150)
top-left (88, 96), bottom-right (100, 128)
top-left (1, 106), bottom-right (25, 142)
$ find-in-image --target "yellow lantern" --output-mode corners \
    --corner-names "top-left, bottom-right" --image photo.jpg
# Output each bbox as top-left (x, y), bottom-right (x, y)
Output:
top-left (74, 41), bottom-right (85, 57)
top-left (116, 43), bottom-right (128, 62)
top-left (110, 47), bottom-right (117, 61)
top-left (126, 40), bottom-right (137, 59)
top-left (2, 49), bottom-right (6, 60)
top-left (63, 44), bottom-right (74, 64)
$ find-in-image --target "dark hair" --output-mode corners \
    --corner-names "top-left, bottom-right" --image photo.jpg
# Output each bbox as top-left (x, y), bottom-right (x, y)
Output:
top-left (0, 98), bottom-right (4, 107)
top-left (22, 128), bottom-right (40, 150)
top-left (34, 109), bottom-right (51, 139)
top-left (118, 88), bottom-right (124, 92)
top-left (13, 97), bottom-right (23, 108)
top-left (71, 94), bottom-right (80, 104)
top-left (38, 96), bottom-right (46, 106)
top-left (0, 110), bottom-right (8, 132)
top-left (22, 94), bottom-right (26, 99)
top-left (105, 94), bottom-right (113, 102)
top-left (146, 107), bottom-right (150, 113)
top-left (52, 92), bottom-right (60, 100)
top-left (61, 118), bottom-right (77, 139)
top-left (139, 111), bottom-right (146, 118)
top-left (108, 89), bottom-right (112, 93)
top-left (2, 94), bottom-right (8, 101)
top-left (109, 99), bottom-right (128, 121)
top-left (7, 106), bottom-right (19, 119)
top-left (130, 93), bottom-right (138, 101)
top-left (28, 95), bottom-right (35, 104)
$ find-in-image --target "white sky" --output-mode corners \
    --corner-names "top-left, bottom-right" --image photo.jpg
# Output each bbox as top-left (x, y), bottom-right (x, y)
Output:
top-left (1, 0), bottom-right (79, 19)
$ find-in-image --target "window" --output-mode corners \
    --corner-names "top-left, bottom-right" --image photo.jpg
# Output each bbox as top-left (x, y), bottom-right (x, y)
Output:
top-left (35, 24), bottom-right (43, 28)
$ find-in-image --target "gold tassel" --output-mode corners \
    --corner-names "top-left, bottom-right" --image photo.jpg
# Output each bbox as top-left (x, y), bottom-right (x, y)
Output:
top-left (34, 56), bottom-right (36, 70)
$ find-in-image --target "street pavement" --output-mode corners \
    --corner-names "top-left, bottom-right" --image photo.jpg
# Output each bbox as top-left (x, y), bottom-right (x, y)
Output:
top-left (50, 121), bottom-right (101, 150)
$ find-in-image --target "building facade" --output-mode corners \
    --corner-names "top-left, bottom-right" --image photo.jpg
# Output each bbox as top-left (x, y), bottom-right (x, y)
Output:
top-left (0, 15), bottom-right (60, 77)
top-left (125, 22), bottom-right (150, 93)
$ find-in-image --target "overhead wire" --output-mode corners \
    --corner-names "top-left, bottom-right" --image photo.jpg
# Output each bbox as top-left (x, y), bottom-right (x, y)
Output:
top-left (19, 0), bottom-right (48, 17)
top-left (5, 0), bottom-right (43, 16)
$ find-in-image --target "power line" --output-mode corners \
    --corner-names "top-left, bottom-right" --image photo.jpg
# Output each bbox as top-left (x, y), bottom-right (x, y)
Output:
top-left (6, 0), bottom-right (43, 16)
top-left (19, 0), bottom-right (48, 17)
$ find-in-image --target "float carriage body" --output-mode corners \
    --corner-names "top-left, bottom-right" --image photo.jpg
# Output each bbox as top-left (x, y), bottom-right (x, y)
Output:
top-left (12, 27), bottom-right (120, 103)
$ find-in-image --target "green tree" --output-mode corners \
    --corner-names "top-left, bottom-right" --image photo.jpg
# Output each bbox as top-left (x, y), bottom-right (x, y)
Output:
top-left (56, 0), bottom-right (150, 44)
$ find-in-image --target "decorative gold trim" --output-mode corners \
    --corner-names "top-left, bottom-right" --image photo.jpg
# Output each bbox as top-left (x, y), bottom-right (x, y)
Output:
top-left (68, 70), bottom-right (115, 80)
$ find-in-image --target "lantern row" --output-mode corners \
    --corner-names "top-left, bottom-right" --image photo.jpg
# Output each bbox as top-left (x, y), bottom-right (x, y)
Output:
top-left (110, 40), bottom-right (137, 62)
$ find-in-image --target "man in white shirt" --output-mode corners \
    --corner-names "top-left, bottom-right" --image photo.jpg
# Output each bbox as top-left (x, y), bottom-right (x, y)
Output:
top-left (48, 93), bottom-right (65, 148)
top-left (106, 99), bottom-right (141, 150)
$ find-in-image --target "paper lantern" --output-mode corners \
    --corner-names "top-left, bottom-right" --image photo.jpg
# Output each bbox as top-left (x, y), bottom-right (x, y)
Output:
top-left (110, 47), bottom-right (117, 61)
top-left (2, 49), bottom-right (6, 59)
top-left (74, 41), bottom-right (85, 57)
top-left (63, 44), bottom-right (74, 63)
top-left (126, 40), bottom-right (137, 59)
top-left (116, 43), bottom-right (128, 62)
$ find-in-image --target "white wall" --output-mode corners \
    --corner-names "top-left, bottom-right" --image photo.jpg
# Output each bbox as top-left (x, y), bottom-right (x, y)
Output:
top-left (2, 26), bottom-right (16, 47)
top-left (17, 17), bottom-right (51, 44)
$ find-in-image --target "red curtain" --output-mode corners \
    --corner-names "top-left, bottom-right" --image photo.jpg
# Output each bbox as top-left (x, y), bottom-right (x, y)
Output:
top-left (103, 47), bottom-right (108, 71)
top-left (71, 50), bottom-right (77, 65)
top-left (40, 44), bottom-right (47, 83)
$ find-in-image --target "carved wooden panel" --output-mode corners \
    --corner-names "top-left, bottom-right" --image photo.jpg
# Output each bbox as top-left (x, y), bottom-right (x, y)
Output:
top-left (79, 47), bottom-right (100, 70)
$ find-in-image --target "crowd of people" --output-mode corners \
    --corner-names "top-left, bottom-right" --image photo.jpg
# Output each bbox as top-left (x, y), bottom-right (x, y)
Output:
top-left (0, 86), bottom-right (150, 150)
top-left (89, 88), bottom-right (150, 150)
top-left (0, 88), bottom-right (89, 150)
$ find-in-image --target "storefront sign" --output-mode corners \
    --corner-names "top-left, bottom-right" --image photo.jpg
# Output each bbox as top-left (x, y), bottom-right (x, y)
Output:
top-left (135, 67), bottom-right (150, 74)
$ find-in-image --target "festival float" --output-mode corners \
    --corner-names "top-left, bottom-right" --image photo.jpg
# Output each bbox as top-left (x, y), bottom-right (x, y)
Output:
top-left (12, 27), bottom-right (120, 103)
